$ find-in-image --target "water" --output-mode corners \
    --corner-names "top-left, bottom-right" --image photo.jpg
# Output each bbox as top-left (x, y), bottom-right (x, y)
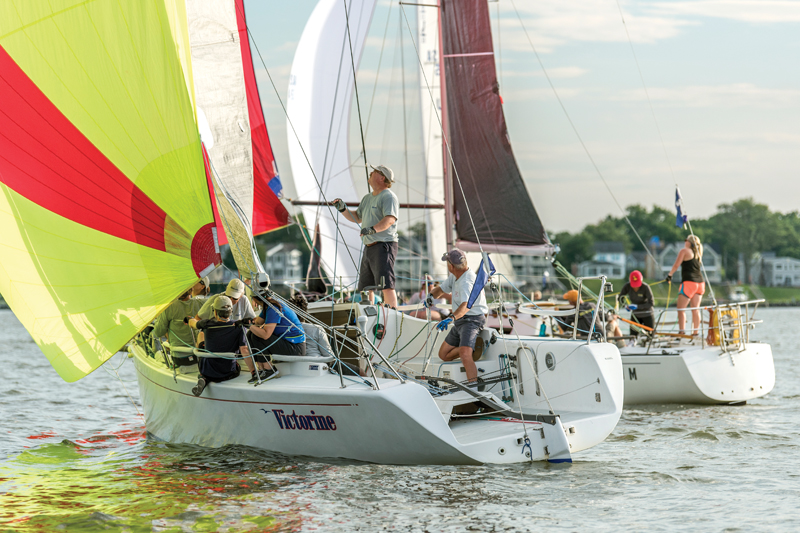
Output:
top-left (1, 308), bottom-right (798, 532)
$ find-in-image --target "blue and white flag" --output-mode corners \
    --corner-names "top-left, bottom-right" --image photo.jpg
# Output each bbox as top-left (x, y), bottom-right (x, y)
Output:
top-left (468, 253), bottom-right (495, 308)
top-left (675, 187), bottom-right (688, 228)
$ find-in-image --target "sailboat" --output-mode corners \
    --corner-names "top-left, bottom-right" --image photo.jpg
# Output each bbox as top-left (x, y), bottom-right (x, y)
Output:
top-left (282, 0), bottom-right (623, 461)
top-left (418, 2), bottom-right (775, 406)
top-left (0, 0), bottom-right (621, 464)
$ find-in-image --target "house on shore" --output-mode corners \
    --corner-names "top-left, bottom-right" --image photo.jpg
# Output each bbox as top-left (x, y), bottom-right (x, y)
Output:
top-left (739, 252), bottom-right (800, 287)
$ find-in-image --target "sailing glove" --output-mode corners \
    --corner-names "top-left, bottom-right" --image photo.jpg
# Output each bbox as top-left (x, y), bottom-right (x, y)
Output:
top-left (360, 226), bottom-right (376, 236)
top-left (424, 295), bottom-right (434, 308)
top-left (333, 199), bottom-right (347, 212)
top-left (436, 317), bottom-right (453, 331)
top-left (665, 274), bottom-right (672, 283)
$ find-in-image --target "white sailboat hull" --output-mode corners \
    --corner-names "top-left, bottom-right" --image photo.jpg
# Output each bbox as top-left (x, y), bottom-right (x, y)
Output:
top-left (620, 343), bottom-right (775, 405)
top-left (336, 305), bottom-right (623, 456)
top-left (131, 338), bottom-right (608, 464)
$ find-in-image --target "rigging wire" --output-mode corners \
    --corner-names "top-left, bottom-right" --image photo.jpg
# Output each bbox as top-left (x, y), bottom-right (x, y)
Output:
top-left (614, 0), bottom-right (675, 183)
top-left (238, 5), bottom-right (361, 273)
top-left (364, 0), bottom-right (396, 137)
top-left (612, 3), bottom-right (718, 304)
top-left (342, 0), bottom-right (371, 187)
top-left (399, 4), bottom-right (486, 255)
top-left (507, 0), bottom-right (658, 268)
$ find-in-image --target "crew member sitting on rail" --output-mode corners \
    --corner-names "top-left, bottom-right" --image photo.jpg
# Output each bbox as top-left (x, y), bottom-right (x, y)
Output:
top-left (431, 249), bottom-right (488, 385)
top-left (186, 296), bottom-right (248, 396)
top-left (191, 276), bottom-right (210, 300)
top-left (290, 293), bottom-right (334, 358)
top-left (248, 294), bottom-right (306, 379)
top-left (332, 164), bottom-right (399, 308)
top-left (152, 287), bottom-right (203, 351)
top-left (559, 290), bottom-right (617, 340)
top-left (195, 279), bottom-right (257, 349)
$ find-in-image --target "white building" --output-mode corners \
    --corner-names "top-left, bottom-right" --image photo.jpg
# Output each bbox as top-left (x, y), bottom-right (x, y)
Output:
top-left (264, 243), bottom-right (304, 283)
top-left (740, 252), bottom-right (800, 286)
top-left (577, 242), bottom-right (626, 279)
top-left (395, 233), bottom-right (430, 297)
top-left (509, 255), bottom-right (563, 292)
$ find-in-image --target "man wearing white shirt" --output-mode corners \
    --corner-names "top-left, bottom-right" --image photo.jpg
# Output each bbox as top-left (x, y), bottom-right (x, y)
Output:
top-left (430, 249), bottom-right (488, 384)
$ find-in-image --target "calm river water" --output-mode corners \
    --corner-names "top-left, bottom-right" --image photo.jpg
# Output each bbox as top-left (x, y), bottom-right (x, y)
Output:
top-left (1, 307), bottom-right (798, 532)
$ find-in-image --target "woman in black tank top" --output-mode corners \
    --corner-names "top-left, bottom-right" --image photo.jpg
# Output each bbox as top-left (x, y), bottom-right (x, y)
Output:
top-left (666, 236), bottom-right (705, 335)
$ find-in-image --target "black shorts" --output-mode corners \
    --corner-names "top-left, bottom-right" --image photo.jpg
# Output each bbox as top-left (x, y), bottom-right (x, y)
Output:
top-left (630, 313), bottom-right (655, 334)
top-left (248, 331), bottom-right (306, 362)
top-left (357, 241), bottom-right (398, 291)
top-left (444, 315), bottom-right (485, 350)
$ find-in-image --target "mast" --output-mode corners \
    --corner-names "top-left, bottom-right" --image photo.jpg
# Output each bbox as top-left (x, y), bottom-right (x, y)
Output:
top-left (437, 0), bottom-right (455, 253)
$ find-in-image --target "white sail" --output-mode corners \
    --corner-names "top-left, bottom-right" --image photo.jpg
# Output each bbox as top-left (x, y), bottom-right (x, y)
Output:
top-left (417, 4), bottom-right (448, 280)
top-left (186, 0), bottom-right (259, 277)
top-left (287, 0), bottom-right (378, 289)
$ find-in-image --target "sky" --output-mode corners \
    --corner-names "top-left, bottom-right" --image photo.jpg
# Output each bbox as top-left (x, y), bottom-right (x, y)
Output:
top-left (242, 0), bottom-right (800, 233)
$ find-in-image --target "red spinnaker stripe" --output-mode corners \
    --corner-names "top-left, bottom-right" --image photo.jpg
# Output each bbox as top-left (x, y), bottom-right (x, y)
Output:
top-left (0, 45), bottom-right (167, 251)
top-left (235, 0), bottom-right (290, 235)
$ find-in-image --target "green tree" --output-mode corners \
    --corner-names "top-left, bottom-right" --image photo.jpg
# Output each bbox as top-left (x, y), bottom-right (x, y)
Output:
top-left (707, 198), bottom-right (781, 282)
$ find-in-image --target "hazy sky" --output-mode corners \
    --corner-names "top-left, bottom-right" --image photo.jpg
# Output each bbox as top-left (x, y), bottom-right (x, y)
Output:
top-left (243, 0), bottom-right (800, 233)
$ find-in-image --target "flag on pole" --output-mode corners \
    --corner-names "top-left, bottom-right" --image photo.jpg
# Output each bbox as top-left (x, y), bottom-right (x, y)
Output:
top-left (468, 253), bottom-right (496, 308)
top-left (675, 188), bottom-right (688, 228)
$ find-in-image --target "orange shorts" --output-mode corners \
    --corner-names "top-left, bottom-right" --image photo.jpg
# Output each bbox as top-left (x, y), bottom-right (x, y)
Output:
top-left (680, 280), bottom-right (705, 299)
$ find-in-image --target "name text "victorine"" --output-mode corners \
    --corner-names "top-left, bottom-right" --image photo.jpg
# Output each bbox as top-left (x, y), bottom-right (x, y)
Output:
top-left (271, 409), bottom-right (337, 431)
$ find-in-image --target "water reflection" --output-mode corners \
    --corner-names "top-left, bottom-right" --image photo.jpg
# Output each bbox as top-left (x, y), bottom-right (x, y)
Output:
top-left (0, 430), bottom-right (306, 531)
top-left (2, 308), bottom-right (800, 531)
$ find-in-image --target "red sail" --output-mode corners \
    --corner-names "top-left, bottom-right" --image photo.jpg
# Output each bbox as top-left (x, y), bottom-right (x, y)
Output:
top-left (440, 0), bottom-right (551, 253)
top-left (235, 0), bottom-right (290, 237)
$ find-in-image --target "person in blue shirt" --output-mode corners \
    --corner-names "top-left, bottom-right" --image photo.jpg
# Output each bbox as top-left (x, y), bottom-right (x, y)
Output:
top-left (248, 294), bottom-right (307, 361)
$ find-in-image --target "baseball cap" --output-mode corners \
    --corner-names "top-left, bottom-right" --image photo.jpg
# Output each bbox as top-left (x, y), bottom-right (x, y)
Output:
top-left (441, 249), bottom-right (467, 267)
top-left (563, 290), bottom-right (579, 304)
top-left (225, 278), bottom-right (245, 299)
top-left (370, 164), bottom-right (394, 183)
top-left (213, 295), bottom-right (233, 312)
top-left (199, 276), bottom-right (209, 287)
top-left (629, 270), bottom-right (643, 289)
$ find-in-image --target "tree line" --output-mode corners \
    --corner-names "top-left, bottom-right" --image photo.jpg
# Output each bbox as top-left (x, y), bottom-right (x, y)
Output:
top-left (552, 198), bottom-right (800, 281)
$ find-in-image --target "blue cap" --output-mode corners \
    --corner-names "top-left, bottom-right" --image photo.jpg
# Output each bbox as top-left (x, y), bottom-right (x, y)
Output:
top-left (441, 249), bottom-right (467, 267)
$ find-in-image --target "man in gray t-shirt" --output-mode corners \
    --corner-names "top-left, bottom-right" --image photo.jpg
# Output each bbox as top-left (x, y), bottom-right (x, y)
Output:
top-left (430, 249), bottom-right (488, 385)
top-left (333, 164), bottom-right (400, 308)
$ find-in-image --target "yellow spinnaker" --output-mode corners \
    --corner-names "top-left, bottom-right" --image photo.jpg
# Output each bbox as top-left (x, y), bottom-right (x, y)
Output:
top-left (0, 1), bottom-right (218, 381)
